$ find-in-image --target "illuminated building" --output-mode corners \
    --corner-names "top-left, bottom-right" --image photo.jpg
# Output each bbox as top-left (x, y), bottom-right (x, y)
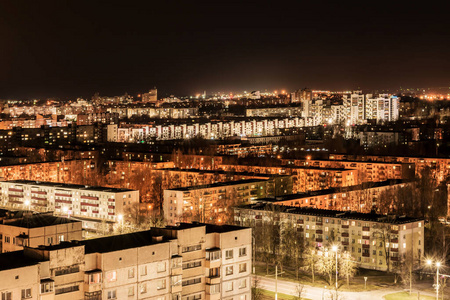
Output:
top-left (235, 203), bottom-right (423, 271)
top-left (0, 223), bottom-right (251, 300)
top-left (0, 180), bottom-right (139, 227)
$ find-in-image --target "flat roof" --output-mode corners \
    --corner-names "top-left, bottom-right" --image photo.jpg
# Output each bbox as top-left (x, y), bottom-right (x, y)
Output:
top-left (81, 230), bottom-right (172, 254)
top-left (237, 203), bottom-right (423, 224)
top-left (2, 214), bottom-right (80, 229)
top-left (3, 180), bottom-right (136, 193)
top-left (167, 178), bottom-right (267, 192)
top-left (160, 222), bottom-right (248, 233)
top-left (222, 164), bottom-right (349, 171)
top-left (159, 168), bottom-right (289, 179)
top-left (292, 158), bottom-right (413, 165)
top-left (0, 251), bottom-right (43, 271)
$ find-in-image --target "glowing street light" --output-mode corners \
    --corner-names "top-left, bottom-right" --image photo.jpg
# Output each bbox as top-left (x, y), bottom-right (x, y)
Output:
top-left (427, 259), bottom-right (442, 300)
top-left (24, 200), bottom-right (31, 212)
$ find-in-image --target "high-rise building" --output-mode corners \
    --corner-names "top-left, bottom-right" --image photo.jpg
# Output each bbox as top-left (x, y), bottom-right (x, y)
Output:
top-left (142, 88), bottom-right (158, 103)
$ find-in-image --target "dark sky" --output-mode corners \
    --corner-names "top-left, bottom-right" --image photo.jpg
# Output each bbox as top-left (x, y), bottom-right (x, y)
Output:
top-left (1, 1), bottom-right (450, 99)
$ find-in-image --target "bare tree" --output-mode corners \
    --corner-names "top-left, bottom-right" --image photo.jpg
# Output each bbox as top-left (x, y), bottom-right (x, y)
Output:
top-left (303, 243), bottom-right (319, 283)
top-left (292, 283), bottom-right (306, 300)
top-left (317, 249), bottom-right (335, 285)
top-left (399, 250), bottom-right (415, 295)
top-left (251, 275), bottom-right (263, 300)
top-left (339, 251), bottom-right (358, 287)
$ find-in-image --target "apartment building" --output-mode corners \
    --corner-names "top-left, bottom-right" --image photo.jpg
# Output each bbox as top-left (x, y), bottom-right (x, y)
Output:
top-left (0, 213), bottom-right (82, 253)
top-left (245, 106), bottom-right (302, 118)
top-left (218, 164), bottom-right (357, 193)
top-left (0, 180), bottom-right (139, 224)
top-left (0, 159), bottom-right (98, 184)
top-left (329, 154), bottom-right (450, 184)
top-left (107, 117), bottom-right (305, 142)
top-left (282, 158), bottom-right (415, 182)
top-left (255, 179), bottom-right (413, 213)
top-left (235, 203), bottom-right (423, 271)
top-left (216, 144), bottom-right (273, 157)
top-left (164, 178), bottom-right (292, 225)
top-left (0, 222), bottom-right (252, 300)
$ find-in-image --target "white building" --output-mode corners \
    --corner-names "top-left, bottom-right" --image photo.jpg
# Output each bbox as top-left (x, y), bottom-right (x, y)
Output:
top-left (0, 180), bottom-right (139, 224)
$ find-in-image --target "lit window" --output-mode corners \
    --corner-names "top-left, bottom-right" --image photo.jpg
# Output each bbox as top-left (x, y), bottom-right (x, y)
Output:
top-left (106, 271), bottom-right (117, 282)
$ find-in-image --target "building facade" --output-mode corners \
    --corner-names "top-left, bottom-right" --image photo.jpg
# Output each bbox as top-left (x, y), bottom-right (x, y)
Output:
top-left (0, 223), bottom-right (252, 300)
top-left (235, 203), bottom-right (423, 271)
top-left (0, 180), bottom-right (139, 224)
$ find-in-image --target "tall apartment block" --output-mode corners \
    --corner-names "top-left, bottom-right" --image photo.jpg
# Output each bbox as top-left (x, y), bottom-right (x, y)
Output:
top-left (0, 223), bottom-right (251, 300)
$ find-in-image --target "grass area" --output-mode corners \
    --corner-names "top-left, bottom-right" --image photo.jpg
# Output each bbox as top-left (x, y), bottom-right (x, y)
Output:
top-left (255, 263), bottom-right (395, 292)
top-left (383, 292), bottom-right (435, 300)
top-left (260, 289), bottom-right (310, 300)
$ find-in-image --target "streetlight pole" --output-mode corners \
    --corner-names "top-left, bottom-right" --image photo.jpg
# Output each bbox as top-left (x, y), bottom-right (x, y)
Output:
top-left (332, 245), bottom-right (338, 289)
top-left (427, 259), bottom-right (441, 300)
top-left (436, 262), bottom-right (440, 300)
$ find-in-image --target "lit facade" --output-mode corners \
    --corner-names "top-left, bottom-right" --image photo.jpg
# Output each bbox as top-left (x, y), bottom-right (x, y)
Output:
top-left (235, 203), bottom-right (423, 271)
top-left (0, 223), bottom-right (252, 300)
top-left (0, 180), bottom-right (139, 223)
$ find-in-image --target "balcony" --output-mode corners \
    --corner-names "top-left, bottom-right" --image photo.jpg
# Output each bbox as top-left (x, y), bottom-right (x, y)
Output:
top-left (205, 276), bottom-right (221, 285)
top-left (362, 253), bottom-right (370, 257)
top-left (390, 257), bottom-right (399, 261)
top-left (362, 244), bottom-right (370, 249)
top-left (316, 222), bottom-right (323, 226)
top-left (390, 248), bottom-right (399, 252)
top-left (316, 230), bottom-right (323, 234)
top-left (342, 241), bottom-right (349, 245)
top-left (391, 230), bottom-right (399, 234)
top-left (316, 238), bottom-right (323, 243)
top-left (362, 226), bottom-right (370, 231)
top-left (341, 232), bottom-right (349, 237)
top-left (297, 219), bottom-right (304, 224)
top-left (390, 239), bottom-right (398, 243)
top-left (362, 236), bottom-right (370, 240)
top-left (297, 228), bottom-right (304, 232)
top-left (342, 224), bottom-right (349, 229)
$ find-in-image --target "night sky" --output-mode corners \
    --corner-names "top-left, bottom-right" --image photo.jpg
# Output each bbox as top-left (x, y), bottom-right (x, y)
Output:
top-left (1, 1), bottom-right (450, 99)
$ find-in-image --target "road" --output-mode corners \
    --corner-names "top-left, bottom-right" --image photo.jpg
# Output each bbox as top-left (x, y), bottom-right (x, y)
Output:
top-left (256, 276), bottom-right (437, 300)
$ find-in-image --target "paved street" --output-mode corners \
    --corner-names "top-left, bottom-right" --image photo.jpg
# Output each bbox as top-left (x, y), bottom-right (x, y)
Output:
top-left (256, 276), bottom-right (438, 300)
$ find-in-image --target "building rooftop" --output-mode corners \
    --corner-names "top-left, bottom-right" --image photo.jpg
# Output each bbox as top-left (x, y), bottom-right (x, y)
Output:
top-left (160, 168), bottom-right (288, 179)
top-left (0, 250), bottom-right (43, 271)
top-left (81, 230), bottom-right (171, 254)
top-left (4, 180), bottom-right (136, 193)
top-left (167, 178), bottom-right (267, 192)
top-left (237, 202), bottom-right (423, 224)
top-left (2, 214), bottom-right (80, 229)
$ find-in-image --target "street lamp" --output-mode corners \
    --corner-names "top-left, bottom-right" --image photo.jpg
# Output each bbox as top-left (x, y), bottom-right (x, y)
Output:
top-left (427, 259), bottom-right (441, 300)
top-left (24, 200), bottom-right (31, 212)
top-left (332, 245), bottom-right (339, 289)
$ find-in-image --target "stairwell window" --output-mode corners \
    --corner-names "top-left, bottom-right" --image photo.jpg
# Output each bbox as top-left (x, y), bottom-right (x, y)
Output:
top-left (225, 250), bottom-right (233, 259)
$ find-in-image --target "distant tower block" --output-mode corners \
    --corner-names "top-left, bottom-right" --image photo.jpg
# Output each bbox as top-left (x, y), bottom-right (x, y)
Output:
top-left (142, 88), bottom-right (157, 103)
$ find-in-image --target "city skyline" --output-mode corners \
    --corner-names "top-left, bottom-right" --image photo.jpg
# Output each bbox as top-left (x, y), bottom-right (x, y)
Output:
top-left (1, 1), bottom-right (450, 99)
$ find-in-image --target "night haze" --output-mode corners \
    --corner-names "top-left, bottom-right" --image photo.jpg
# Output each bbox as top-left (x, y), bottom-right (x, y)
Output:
top-left (1, 1), bottom-right (450, 99)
